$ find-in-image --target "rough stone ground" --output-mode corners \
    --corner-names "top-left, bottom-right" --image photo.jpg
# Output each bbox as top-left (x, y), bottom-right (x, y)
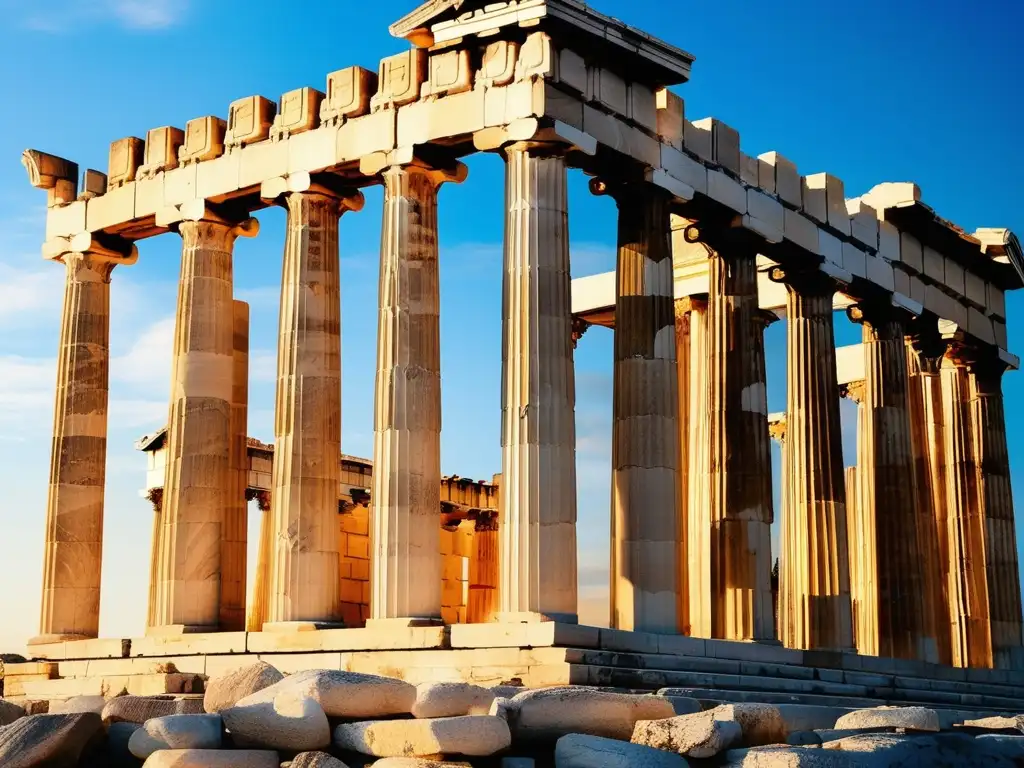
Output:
top-left (2, 661), bottom-right (1024, 767)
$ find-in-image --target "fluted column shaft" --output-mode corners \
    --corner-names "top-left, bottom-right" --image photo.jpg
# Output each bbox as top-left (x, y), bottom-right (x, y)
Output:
top-left (267, 190), bottom-right (353, 626)
top-left (683, 298), bottom-right (710, 637)
top-left (706, 246), bottom-right (775, 641)
top-left (941, 353), bottom-right (992, 667)
top-left (155, 218), bottom-right (245, 631)
top-left (498, 142), bottom-right (578, 623)
top-left (844, 464), bottom-right (864, 645)
top-left (843, 384), bottom-right (876, 654)
top-left (220, 300), bottom-right (249, 631)
top-left (370, 162), bottom-right (455, 623)
top-left (968, 358), bottom-right (1023, 668)
top-left (852, 303), bottom-right (937, 661)
top-left (35, 246), bottom-right (133, 644)
top-left (609, 186), bottom-right (680, 634)
top-left (779, 275), bottom-right (853, 650)
top-left (246, 492), bottom-right (273, 632)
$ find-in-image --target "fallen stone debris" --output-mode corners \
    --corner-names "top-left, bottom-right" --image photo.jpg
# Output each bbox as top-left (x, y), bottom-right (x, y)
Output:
top-left (2, 662), bottom-right (1024, 767)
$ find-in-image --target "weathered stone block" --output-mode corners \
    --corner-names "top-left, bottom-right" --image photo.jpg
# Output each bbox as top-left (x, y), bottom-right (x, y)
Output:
top-left (631, 710), bottom-right (742, 758)
top-left (179, 116), bottom-right (226, 165)
top-left (655, 89), bottom-right (684, 149)
top-left (691, 117), bottom-right (739, 174)
top-left (922, 245), bottom-right (944, 281)
top-left (900, 231), bottom-right (924, 273)
top-left (226, 96), bottom-right (276, 150)
top-left (706, 168), bottom-right (746, 213)
top-left (479, 40), bottom-right (518, 87)
top-left (373, 49), bottom-right (428, 110)
top-left (557, 733), bottom-right (687, 767)
top-left (784, 208), bottom-right (820, 255)
top-left (878, 219), bottom-right (900, 262)
top-left (423, 49), bottom-right (473, 98)
top-left (334, 714), bottom-right (512, 757)
top-left (758, 151), bottom-right (801, 206)
top-left (108, 137), bottom-right (145, 188)
top-left (515, 31), bottom-right (557, 81)
top-left (321, 66), bottom-right (377, 125)
top-left (272, 87), bottom-right (325, 140)
top-left (139, 127), bottom-right (184, 179)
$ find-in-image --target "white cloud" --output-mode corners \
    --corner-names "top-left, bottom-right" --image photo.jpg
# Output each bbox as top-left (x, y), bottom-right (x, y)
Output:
top-left (16, 0), bottom-right (189, 32)
top-left (0, 356), bottom-right (54, 429)
top-left (0, 264), bottom-right (63, 324)
top-left (111, 316), bottom-right (175, 389)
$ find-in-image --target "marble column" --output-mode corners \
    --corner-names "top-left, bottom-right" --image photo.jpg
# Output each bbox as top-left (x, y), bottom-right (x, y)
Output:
top-left (266, 187), bottom-right (362, 628)
top-left (498, 142), bottom-right (578, 623)
top-left (842, 384), bottom-right (876, 655)
top-left (34, 239), bottom-right (137, 645)
top-left (246, 491), bottom-right (273, 632)
top-left (369, 159), bottom-right (465, 625)
top-left (844, 464), bottom-right (865, 647)
top-left (907, 332), bottom-right (953, 666)
top-left (769, 417), bottom-right (789, 644)
top-left (609, 184), bottom-right (680, 634)
top-left (941, 349), bottom-right (992, 667)
top-left (154, 213), bottom-right (256, 632)
top-left (967, 355), bottom-right (1023, 669)
top-left (706, 243), bottom-right (775, 641)
top-left (219, 300), bottom-right (249, 632)
top-left (776, 270), bottom-right (853, 651)
top-left (848, 301), bottom-right (938, 661)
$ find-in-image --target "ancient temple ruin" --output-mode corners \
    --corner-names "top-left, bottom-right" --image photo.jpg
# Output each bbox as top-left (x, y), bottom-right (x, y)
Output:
top-left (14, 0), bottom-right (1024, 707)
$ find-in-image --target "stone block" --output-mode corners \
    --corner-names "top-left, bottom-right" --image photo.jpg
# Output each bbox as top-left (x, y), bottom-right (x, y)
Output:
top-left (163, 164), bottom-right (198, 206)
top-left (558, 733), bottom-right (687, 767)
top-left (706, 168), bottom-right (746, 213)
top-left (758, 152), bottom-right (800, 206)
top-left (583, 106), bottom-right (660, 167)
top-left (321, 66), bottom-right (376, 126)
top-left (85, 182), bottom-right (134, 231)
top-left (272, 87), bottom-right (324, 140)
top-left (691, 117), bottom-right (739, 174)
top-left (846, 198), bottom-right (879, 249)
top-left (515, 31), bottom-right (557, 81)
top-left (705, 640), bottom-right (804, 666)
top-left (226, 96), bottom-right (276, 150)
top-left (179, 116), bottom-right (226, 165)
top-left (968, 306), bottom-right (996, 344)
top-left (878, 219), bottom-right (900, 263)
top-left (108, 137), bottom-right (145, 188)
top-left (134, 175), bottom-right (164, 218)
top-left (131, 632), bottom-right (246, 657)
top-left (630, 83), bottom-right (658, 132)
top-left (80, 170), bottom-right (107, 199)
top-left (900, 231), bottom-right (924, 273)
top-left (784, 209), bottom-right (820, 255)
top-left (747, 189), bottom-right (784, 237)
top-left (964, 271), bottom-right (987, 308)
top-left (843, 242), bottom-right (866, 279)
top-left (661, 145), bottom-right (707, 195)
top-left (683, 119), bottom-right (712, 162)
top-left (987, 283), bottom-right (1007, 318)
top-left (893, 267), bottom-right (911, 297)
top-left (478, 40), bottom-right (518, 87)
top-left (740, 152), bottom-right (759, 186)
top-left (802, 173), bottom-right (850, 234)
top-left (287, 125), bottom-right (338, 175)
top-left (195, 150), bottom-right (241, 200)
top-left (865, 254), bottom-right (895, 292)
top-left (373, 49), bottom-right (428, 110)
top-left (908, 274), bottom-right (926, 304)
top-left (139, 127), bottom-right (184, 178)
top-left (45, 200), bottom-right (86, 239)
top-left (422, 49), bottom-right (473, 99)
top-left (944, 258), bottom-right (966, 296)
top-left (994, 320), bottom-right (1008, 349)
top-left (923, 245), bottom-right (944, 281)
top-left (398, 88), bottom-right (485, 146)
top-left (334, 714), bottom-right (512, 757)
top-left (449, 621), bottom-right (600, 649)
top-left (592, 67), bottom-right (629, 116)
top-left (336, 110), bottom-right (396, 163)
top-left (239, 140), bottom-right (289, 188)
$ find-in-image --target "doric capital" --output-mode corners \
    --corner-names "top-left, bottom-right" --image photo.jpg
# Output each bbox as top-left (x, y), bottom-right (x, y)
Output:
top-left (755, 308), bottom-right (782, 330)
top-left (675, 294), bottom-right (709, 317)
top-left (476, 117), bottom-right (597, 158)
top-left (768, 264), bottom-right (839, 298)
top-left (905, 316), bottom-right (947, 374)
top-left (22, 149), bottom-right (78, 207)
top-left (260, 172), bottom-right (365, 213)
top-left (360, 147), bottom-right (468, 188)
top-left (589, 176), bottom-right (673, 208)
top-left (157, 199), bottom-right (261, 240)
top-left (44, 232), bottom-right (138, 279)
top-left (847, 296), bottom-right (915, 334)
top-left (571, 317), bottom-right (590, 349)
top-left (840, 380), bottom-right (867, 404)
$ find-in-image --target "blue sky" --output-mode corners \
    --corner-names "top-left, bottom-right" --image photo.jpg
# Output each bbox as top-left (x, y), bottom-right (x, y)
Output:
top-left (0, 0), bottom-right (1021, 650)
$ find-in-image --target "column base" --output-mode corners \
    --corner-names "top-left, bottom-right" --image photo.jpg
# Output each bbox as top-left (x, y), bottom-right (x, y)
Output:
top-left (497, 611), bottom-right (579, 625)
top-left (145, 624), bottom-right (219, 637)
top-left (261, 621), bottom-right (346, 633)
top-left (365, 618), bottom-right (445, 630)
top-left (27, 633), bottom-right (94, 646)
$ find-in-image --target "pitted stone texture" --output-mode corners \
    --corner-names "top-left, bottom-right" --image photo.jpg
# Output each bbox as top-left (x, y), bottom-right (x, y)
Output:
top-left (489, 697), bottom-right (513, 721)
top-left (204, 661), bottom-right (284, 713)
top-left (333, 714), bottom-right (511, 757)
top-left (965, 715), bottom-right (1024, 733)
top-left (711, 703), bottom-right (788, 746)
top-left (631, 710), bottom-right (742, 758)
top-left (824, 732), bottom-right (1024, 764)
top-left (509, 686), bottom-right (675, 741)
top-left (723, 744), bottom-right (849, 766)
top-left (128, 713), bottom-right (222, 758)
top-left (0, 712), bottom-right (103, 768)
top-left (0, 700), bottom-right (25, 726)
top-left (369, 760), bottom-right (474, 768)
top-left (103, 695), bottom-right (205, 724)
top-left (222, 693), bottom-right (329, 751)
top-left (52, 694), bottom-right (111, 714)
top-left (237, 670), bottom-right (415, 718)
top-left (833, 706), bottom-right (939, 732)
top-left (285, 752), bottom-right (351, 768)
top-left (555, 733), bottom-right (688, 767)
top-left (412, 682), bottom-right (496, 719)
top-left (141, 749), bottom-right (280, 768)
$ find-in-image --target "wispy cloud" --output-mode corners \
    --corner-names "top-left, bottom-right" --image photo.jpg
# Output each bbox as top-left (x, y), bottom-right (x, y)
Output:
top-left (16, 0), bottom-right (189, 32)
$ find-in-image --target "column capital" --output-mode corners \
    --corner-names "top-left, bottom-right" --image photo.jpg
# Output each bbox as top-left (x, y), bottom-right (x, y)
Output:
top-left (475, 117), bottom-right (597, 157)
top-left (157, 199), bottom-right (261, 239)
top-left (846, 297), bottom-right (913, 330)
top-left (360, 148), bottom-right (468, 187)
top-left (45, 233), bottom-right (138, 273)
top-left (571, 317), bottom-right (590, 349)
top-left (840, 380), bottom-right (867, 404)
top-left (675, 294), bottom-right (709, 317)
top-left (768, 265), bottom-right (839, 298)
top-left (589, 176), bottom-right (673, 205)
top-left (906, 315), bottom-right (947, 372)
top-left (260, 172), bottom-right (364, 213)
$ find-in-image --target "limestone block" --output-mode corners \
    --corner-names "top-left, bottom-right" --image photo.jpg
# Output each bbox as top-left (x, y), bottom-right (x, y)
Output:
top-left (142, 749), bottom-right (280, 768)
top-left (336, 110), bottom-right (396, 162)
top-left (272, 87), bottom-right (325, 140)
top-left (423, 49), bottom-right (473, 98)
top-left (846, 198), bottom-right (878, 249)
top-left (988, 283), bottom-right (1006, 319)
top-left (683, 119), bottom-right (712, 162)
top-left (964, 271), bottom-right (987, 307)
top-left (164, 164), bottom-right (197, 205)
top-left (50, 695), bottom-right (108, 714)
top-left (333, 715), bottom-right (511, 757)
top-left (239, 140), bottom-right (288, 187)
top-left (922, 245), bottom-right (944, 281)
top-left (900, 231), bottom-right (924, 273)
top-left (710, 703), bottom-right (788, 746)
top-left (558, 48), bottom-right (587, 94)
top-left (105, 721), bottom-right (141, 767)
top-left (226, 95), bottom-right (276, 151)
top-left (179, 116), bottom-right (226, 165)
top-left (373, 49), bottom-right (428, 110)
top-left (631, 83), bottom-right (658, 132)
top-left (655, 89), bottom-right (684, 149)
top-left (398, 88), bottom-right (485, 146)
top-left (834, 706), bottom-right (939, 732)
top-left (479, 40), bottom-right (518, 87)
top-left (0, 700), bottom-right (25, 726)
top-left (135, 174), bottom-right (165, 217)
top-left (102, 695), bottom-right (205, 725)
top-left (707, 168), bottom-right (746, 213)
top-left (222, 693), bottom-right (330, 751)
top-left (139, 127), bottom-right (184, 179)
top-left (236, 670), bottom-right (415, 718)
top-left (412, 682), bottom-right (495, 719)
top-left (893, 267), bottom-right (911, 297)
top-left (370, 760), bottom-right (472, 768)
top-left (195, 151), bottom-right (241, 200)
top-left (555, 733), bottom-right (687, 767)
top-left (944, 258), bottom-right (966, 296)
top-left (583, 106), bottom-right (659, 166)
top-left (631, 711), bottom-right (743, 758)
top-left (509, 687), bottom-right (675, 742)
top-left (758, 152), bottom-right (801, 206)
top-left (86, 180), bottom-right (134, 230)
top-left (740, 152), bottom-right (759, 186)
top-left (108, 137), bottom-right (145, 188)
top-left (784, 208), bottom-right (819, 254)
top-left (746, 189), bottom-right (784, 241)
top-left (661, 145), bottom-right (707, 195)
top-left (994, 319), bottom-right (1008, 348)
top-left (692, 117), bottom-right (740, 173)
top-left (287, 753), bottom-right (350, 768)
top-left (204, 661), bottom-right (283, 713)
top-left (908, 274), bottom-right (926, 304)
top-left (0, 712), bottom-right (103, 768)
top-left (591, 67), bottom-right (629, 116)
top-left (964, 715), bottom-right (1024, 731)
top-left (128, 714), bottom-right (222, 758)
top-left (842, 242), bottom-right (866, 278)
top-left (878, 220), bottom-right (900, 262)
top-left (864, 254), bottom-right (895, 291)
top-left (45, 198), bottom-right (86, 239)
top-left (516, 31), bottom-right (557, 81)
top-left (801, 173), bottom-right (850, 234)
top-left (968, 306), bottom-right (996, 344)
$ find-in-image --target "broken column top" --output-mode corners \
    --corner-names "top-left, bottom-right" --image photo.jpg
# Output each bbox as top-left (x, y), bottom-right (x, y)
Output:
top-left (390, 0), bottom-right (695, 86)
